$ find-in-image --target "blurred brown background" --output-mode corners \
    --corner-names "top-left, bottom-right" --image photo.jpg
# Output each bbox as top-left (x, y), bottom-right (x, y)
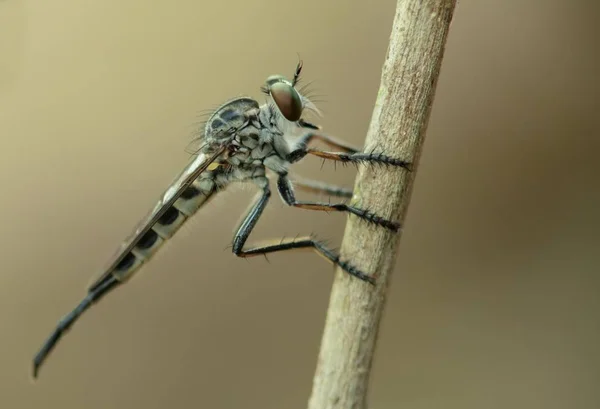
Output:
top-left (1, 0), bottom-right (599, 408)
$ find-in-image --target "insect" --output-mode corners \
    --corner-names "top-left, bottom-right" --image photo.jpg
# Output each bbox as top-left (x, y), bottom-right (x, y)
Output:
top-left (32, 61), bottom-right (411, 378)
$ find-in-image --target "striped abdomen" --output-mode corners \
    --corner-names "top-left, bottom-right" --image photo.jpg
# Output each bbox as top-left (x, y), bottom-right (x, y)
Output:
top-left (101, 175), bottom-right (218, 286)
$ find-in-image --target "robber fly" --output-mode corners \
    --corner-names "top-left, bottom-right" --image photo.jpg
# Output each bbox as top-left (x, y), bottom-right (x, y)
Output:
top-left (32, 61), bottom-right (411, 378)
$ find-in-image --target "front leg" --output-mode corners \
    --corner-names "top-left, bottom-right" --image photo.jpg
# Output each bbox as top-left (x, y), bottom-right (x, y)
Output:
top-left (297, 120), bottom-right (361, 153)
top-left (288, 130), bottom-right (412, 170)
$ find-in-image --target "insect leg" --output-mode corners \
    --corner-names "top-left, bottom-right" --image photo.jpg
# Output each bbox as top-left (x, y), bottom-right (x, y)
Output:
top-left (32, 274), bottom-right (120, 378)
top-left (307, 149), bottom-right (412, 169)
top-left (235, 236), bottom-right (375, 285)
top-left (289, 176), bottom-right (353, 199)
top-left (287, 130), bottom-right (411, 170)
top-left (231, 178), bottom-right (271, 254)
top-left (277, 174), bottom-right (399, 232)
top-left (292, 125), bottom-right (360, 154)
top-left (231, 178), bottom-right (374, 284)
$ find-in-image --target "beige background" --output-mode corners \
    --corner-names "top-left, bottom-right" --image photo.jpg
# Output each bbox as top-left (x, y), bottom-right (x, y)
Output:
top-left (1, 0), bottom-right (599, 408)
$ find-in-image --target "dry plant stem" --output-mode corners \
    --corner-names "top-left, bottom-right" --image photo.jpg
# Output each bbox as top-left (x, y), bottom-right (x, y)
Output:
top-left (307, 1), bottom-right (457, 409)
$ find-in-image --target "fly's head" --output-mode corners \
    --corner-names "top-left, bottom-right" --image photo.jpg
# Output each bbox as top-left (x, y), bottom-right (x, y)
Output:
top-left (261, 60), bottom-right (320, 124)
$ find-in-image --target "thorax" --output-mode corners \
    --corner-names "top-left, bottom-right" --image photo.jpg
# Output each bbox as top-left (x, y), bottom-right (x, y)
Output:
top-left (202, 97), bottom-right (303, 178)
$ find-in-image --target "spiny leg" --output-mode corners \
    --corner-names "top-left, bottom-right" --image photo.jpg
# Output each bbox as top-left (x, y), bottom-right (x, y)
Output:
top-left (287, 129), bottom-right (412, 170)
top-left (231, 179), bottom-right (374, 284)
top-left (307, 149), bottom-right (412, 169)
top-left (277, 174), bottom-right (400, 232)
top-left (32, 273), bottom-right (121, 378)
top-left (230, 178), bottom-right (272, 254)
top-left (289, 176), bottom-right (353, 199)
top-left (237, 237), bottom-right (375, 285)
top-left (291, 126), bottom-right (360, 160)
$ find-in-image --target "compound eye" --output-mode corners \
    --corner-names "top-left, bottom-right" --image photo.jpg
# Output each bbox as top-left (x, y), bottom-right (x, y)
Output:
top-left (265, 75), bottom-right (286, 87)
top-left (269, 82), bottom-right (303, 122)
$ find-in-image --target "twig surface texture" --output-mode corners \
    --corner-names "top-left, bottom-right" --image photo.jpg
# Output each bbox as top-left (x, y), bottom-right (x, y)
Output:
top-left (307, 1), bottom-right (457, 408)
